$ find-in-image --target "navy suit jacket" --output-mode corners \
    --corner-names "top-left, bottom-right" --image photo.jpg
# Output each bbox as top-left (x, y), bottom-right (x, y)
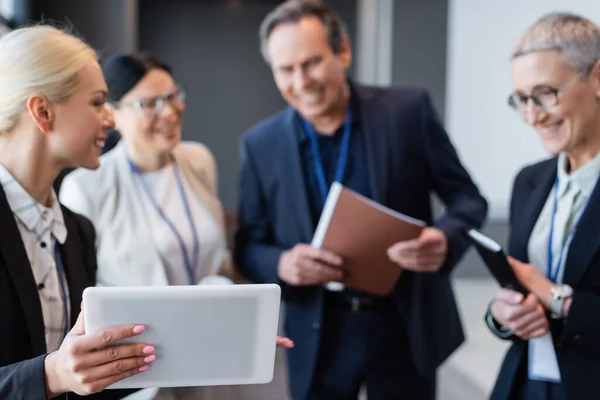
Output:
top-left (235, 84), bottom-right (488, 400)
top-left (0, 185), bottom-right (134, 400)
top-left (491, 158), bottom-right (600, 400)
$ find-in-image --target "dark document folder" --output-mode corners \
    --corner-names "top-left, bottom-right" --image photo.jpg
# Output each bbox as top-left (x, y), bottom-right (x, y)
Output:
top-left (467, 229), bottom-right (528, 295)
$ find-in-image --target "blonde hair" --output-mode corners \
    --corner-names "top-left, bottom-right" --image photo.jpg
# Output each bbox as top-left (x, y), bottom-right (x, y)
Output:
top-left (0, 25), bottom-right (97, 133)
top-left (513, 12), bottom-right (600, 74)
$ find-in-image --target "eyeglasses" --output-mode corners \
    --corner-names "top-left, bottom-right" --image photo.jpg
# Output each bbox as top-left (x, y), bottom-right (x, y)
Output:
top-left (507, 65), bottom-right (594, 113)
top-left (116, 85), bottom-right (186, 115)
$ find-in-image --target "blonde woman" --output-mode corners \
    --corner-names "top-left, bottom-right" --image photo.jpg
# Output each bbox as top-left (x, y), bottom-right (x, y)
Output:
top-left (0, 26), bottom-right (156, 399)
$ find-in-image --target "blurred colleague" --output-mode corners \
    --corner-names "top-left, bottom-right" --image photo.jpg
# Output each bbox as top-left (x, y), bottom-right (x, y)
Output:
top-left (486, 12), bottom-right (600, 400)
top-left (60, 53), bottom-right (236, 288)
top-left (59, 53), bottom-right (244, 400)
top-left (0, 26), bottom-right (156, 399)
top-left (60, 52), bottom-right (293, 400)
top-left (234, 1), bottom-right (488, 399)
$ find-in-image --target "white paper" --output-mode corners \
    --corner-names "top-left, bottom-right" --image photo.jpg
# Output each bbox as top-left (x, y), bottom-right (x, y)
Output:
top-left (528, 332), bottom-right (561, 382)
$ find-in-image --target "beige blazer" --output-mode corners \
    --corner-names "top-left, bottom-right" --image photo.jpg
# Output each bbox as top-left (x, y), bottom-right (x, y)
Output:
top-left (59, 141), bottom-right (235, 287)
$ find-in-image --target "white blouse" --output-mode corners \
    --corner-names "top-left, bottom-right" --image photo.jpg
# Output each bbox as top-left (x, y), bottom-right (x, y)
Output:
top-left (128, 163), bottom-right (237, 400)
top-left (134, 162), bottom-right (224, 285)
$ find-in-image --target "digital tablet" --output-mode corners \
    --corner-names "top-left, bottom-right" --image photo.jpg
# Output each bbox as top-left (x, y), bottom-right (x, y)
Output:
top-left (82, 284), bottom-right (281, 389)
top-left (467, 229), bottom-right (528, 295)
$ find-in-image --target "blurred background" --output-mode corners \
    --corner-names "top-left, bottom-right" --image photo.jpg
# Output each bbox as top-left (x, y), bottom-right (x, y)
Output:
top-left (1, 0), bottom-right (597, 398)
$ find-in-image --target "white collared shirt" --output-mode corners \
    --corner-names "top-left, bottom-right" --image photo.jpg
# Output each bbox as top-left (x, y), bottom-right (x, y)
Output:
top-left (136, 163), bottom-right (224, 285)
top-left (0, 163), bottom-right (70, 353)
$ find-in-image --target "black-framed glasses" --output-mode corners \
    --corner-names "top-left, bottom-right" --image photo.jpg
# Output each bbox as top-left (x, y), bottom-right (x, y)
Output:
top-left (115, 85), bottom-right (186, 115)
top-left (507, 65), bottom-right (594, 113)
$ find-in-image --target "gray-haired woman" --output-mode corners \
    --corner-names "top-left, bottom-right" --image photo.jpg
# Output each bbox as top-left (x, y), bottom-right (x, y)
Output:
top-left (485, 12), bottom-right (600, 400)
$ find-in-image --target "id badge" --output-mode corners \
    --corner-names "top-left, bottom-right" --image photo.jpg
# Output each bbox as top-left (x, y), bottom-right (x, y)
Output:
top-left (528, 332), bottom-right (561, 382)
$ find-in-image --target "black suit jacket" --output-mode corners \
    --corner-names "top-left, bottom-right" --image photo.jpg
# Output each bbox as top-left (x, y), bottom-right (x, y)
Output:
top-left (234, 84), bottom-right (488, 400)
top-left (491, 158), bottom-right (600, 400)
top-left (0, 184), bottom-right (132, 399)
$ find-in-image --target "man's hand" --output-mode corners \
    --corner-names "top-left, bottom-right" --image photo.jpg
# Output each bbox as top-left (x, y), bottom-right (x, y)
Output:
top-left (45, 308), bottom-right (155, 398)
top-left (491, 289), bottom-right (549, 340)
top-left (277, 244), bottom-right (343, 286)
top-left (387, 227), bottom-right (448, 272)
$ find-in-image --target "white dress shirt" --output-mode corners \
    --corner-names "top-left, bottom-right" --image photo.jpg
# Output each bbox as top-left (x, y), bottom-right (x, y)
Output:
top-left (59, 142), bottom-right (232, 289)
top-left (0, 163), bottom-right (70, 353)
top-left (135, 163), bottom-right (224, 285)
top-left (131, 164), bottom-right (237, 400)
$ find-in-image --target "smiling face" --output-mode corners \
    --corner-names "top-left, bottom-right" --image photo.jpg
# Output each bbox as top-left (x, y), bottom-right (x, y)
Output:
top-left (266, 15), bottom-right (351, 122)
top-left (49, 60), bottom-right (114, 170)
top-left (510, 49), bottom-right (600, 156)
top-left (113, 68), bottom-right (185, 157)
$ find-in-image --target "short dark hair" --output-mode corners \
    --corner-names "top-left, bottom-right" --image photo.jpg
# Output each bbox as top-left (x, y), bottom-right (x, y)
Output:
top-left (259, 0), bottom-right (348, 64)
top-left (101, 53), bottom-right (172, 103)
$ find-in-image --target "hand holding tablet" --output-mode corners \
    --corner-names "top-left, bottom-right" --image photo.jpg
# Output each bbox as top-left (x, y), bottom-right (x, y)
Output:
top-left (82, 284), bottom-right (283, 389)
top-left (44, 306), bottom-right (155, 397)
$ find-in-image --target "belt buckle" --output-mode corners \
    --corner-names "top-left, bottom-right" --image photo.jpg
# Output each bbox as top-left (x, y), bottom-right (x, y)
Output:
top-left (351, 297), bottom-right (361, 313)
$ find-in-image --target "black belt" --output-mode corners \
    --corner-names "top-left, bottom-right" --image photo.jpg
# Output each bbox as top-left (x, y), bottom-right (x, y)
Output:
top-left (325, 291), bottom-right (395, 314)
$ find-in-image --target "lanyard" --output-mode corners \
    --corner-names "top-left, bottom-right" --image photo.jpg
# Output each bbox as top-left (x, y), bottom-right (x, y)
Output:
top-left (547, 176), bottom-right (597, 282)
top-left (301, 110), bottom-right (352, 209)
top-left (129, 159), bottom-right (199, 285)
top-left (54, 244), bottom-right (69, 339)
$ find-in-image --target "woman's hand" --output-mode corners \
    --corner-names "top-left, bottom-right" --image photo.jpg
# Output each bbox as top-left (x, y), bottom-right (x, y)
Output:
top-left (491, 289), bottom-right (549, 340)
top-left (276, 336), bottom-right (294, 348)
top-left (507, 257), bottom-right (554, 309)
top-left (44, 308), bottom-right (155, 398)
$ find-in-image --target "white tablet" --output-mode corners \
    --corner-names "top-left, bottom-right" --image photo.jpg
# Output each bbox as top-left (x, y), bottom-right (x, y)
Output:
top-left (82, 284), bottom-right (281, 389)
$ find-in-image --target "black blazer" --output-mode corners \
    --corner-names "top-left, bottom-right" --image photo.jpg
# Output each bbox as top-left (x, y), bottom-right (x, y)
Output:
top-left (234, 84), bottom-right (488, 400)
top-left (491, 158), bottom-right (600, 400)
top-left (0, 184), bottom-right (132, 399)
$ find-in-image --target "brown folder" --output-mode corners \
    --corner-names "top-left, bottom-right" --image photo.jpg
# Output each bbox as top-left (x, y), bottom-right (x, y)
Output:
top-left (311, 183), bottom-right (425, 296)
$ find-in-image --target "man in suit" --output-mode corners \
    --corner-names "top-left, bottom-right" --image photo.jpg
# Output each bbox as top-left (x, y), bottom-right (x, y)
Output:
top-left (234, 1), bottom-right (488, 399)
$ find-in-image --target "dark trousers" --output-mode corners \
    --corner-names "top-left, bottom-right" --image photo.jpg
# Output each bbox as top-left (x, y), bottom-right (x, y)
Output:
top-left (517, 379), bottom-right (566, 400)
top-left (307, 293), bottom-right (435, 400)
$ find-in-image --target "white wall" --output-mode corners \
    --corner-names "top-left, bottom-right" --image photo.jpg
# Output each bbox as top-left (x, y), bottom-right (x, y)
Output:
top-left (446, 0), bottom-right (600, 220)
top-left (0, 0), bottom-right (13, 20)
top-left (355, 0), bottom-right (393, 86)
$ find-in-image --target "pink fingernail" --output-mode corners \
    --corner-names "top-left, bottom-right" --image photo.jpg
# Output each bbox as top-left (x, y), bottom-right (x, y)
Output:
top-left (133, 325), bottom-right (145, 334)
top-left (144, 355), bottom-right (156, 363)
top-left (142, 346), bottom-right (154, 354)
top-left (139, 365), bottom-right (149, 372)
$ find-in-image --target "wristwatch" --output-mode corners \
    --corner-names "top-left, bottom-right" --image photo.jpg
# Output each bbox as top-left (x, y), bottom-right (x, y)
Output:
top-left (550, 283), bottom-right (573, 319)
